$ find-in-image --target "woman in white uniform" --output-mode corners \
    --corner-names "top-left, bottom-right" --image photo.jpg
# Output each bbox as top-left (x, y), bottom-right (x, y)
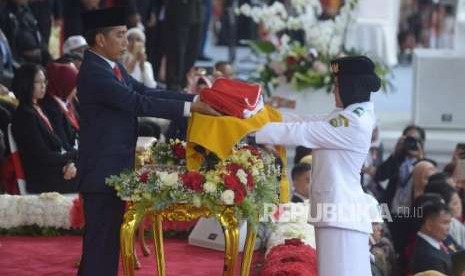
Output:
top-left (255, 56), bottom-right (381, 276)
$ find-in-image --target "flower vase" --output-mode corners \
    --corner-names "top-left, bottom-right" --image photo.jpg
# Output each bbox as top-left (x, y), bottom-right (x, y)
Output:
top-left (273, 85), bottom-right (335, 116)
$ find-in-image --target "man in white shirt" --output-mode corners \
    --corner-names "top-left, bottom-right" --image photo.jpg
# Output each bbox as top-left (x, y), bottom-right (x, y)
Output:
top-left (254, 56), bottom-right (381, 275)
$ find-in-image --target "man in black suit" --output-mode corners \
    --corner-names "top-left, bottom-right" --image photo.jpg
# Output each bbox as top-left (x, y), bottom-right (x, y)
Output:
top-left (76, 7), bottom-right (218, 276)
top-left (290, 162), bottom-right (311, 203)
top-left (412, 195), bottom-right (454, 275)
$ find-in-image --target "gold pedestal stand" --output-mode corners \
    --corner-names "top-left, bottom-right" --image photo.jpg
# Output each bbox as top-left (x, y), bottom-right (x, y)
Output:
top-left (120, 202), bottom-right (257, 276)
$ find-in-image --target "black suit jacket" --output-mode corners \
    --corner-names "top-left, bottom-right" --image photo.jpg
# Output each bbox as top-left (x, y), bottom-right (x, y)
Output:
top-left (12, 104), bottom-right (77, 193)
top-left (41, 94), bottom-right (78, 151)
top-left (77, 50), bottom-right (194, 193)
top-left (412, 235), bottom-right (452, 275)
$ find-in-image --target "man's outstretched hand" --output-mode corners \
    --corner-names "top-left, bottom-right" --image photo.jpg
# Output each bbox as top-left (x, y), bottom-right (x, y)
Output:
top-left (190, 100), bottom-right (222, 116)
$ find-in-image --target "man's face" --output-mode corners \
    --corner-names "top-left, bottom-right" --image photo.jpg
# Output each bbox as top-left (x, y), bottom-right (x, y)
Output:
top-left (33, 70), bottom-right (47, 101)
top-left (293, 170), bottom-right (311, 197)
top-left (426, 210), bottom-right (452, 242)
top-left (99, 26), bottom-right (128, 61)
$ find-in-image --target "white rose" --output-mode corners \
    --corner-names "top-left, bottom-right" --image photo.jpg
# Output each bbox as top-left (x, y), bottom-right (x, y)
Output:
top-left (221, 190), bottom-right (235, 205)
top-left (239, 3), bottom-right (252, 16)
top-left (236, 169), bottom-right (248, 185)
top-left (160, 172), bottom-right (179, 188)
top-left (203, 181), bottom-right (217, 194)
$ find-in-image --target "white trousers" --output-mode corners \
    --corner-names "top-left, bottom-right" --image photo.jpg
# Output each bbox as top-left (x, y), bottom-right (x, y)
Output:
top-left (315, 227), bottom-right (372, 276)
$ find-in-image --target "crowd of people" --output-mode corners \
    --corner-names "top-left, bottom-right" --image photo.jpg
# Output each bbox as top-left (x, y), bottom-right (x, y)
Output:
top-left (0, 0), bottom-right (237, 195)
top-left (398, 0), bottom-right (457, 63)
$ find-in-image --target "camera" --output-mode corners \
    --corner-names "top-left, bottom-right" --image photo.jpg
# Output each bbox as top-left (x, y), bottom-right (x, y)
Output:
top-left (404, 136), bottom-right (418, 151)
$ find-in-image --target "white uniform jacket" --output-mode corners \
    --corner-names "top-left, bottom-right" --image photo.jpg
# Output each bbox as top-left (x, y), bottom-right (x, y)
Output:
top-left (256, 102), bottom-right (376, 233)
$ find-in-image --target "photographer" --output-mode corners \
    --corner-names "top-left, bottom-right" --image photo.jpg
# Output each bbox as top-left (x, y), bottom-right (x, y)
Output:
top-left (375, 125), bottom-right (426, 208)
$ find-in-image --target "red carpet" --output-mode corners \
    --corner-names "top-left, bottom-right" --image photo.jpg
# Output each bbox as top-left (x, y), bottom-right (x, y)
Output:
top-left (0, 236), bottom-right (264, 276)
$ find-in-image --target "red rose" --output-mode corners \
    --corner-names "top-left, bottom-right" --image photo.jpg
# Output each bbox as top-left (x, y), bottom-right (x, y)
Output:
top-left (226, 163), bottom-right (242, 173)
top-left (181, 171), bottom-right (204, 192)
top-left (267, 243), bottom-right (316, 266)
top-left (172, 143), bottom-right (186, 159)
top-left (138, 171), bottom-right (151, 183)
top-left (224, 174), bottom-right (247, 204)
top-left (262, 242), bottom-right (318, 276)
top-left (224, 175), bottom-right (240, 189)
top-left (286, 56), bottom-right (298, 66)
top-left (261, 261), bottom-right (316, 276)
top-left (241, 145), bottom-right (261, 157)
top-left (234, 187), bottom-right (245, 204)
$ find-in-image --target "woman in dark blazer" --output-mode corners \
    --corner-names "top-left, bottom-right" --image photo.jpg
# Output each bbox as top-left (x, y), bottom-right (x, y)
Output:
top-left (11, 63), bottom-right (77, 193)
top-left (42, 62), bottom-right (79, 151)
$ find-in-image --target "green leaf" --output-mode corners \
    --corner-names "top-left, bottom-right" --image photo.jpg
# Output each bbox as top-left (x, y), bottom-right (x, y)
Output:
top-left (245, 40), bottom-right (277, 55)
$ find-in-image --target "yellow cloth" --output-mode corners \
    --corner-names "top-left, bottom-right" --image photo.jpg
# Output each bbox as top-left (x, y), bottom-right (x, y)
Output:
top-left (186, 105), bottom-right (289, 202)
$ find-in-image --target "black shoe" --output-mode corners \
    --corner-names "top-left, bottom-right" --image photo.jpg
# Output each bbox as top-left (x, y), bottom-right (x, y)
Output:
top-left (198, 55), bottom-right (212, 62)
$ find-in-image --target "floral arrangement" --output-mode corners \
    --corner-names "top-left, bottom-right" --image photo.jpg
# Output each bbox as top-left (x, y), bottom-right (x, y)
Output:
top-left (238, 0), bottom-right (392, 96)
top-left (0, 193), bottom-right (80, 230)
top-left (151, 138), bottom-right (186, 166)
top-left (261, 239), bottom-right (317, 276)
top-left (106, 141), bottom-right (280, 227)
top-left (266, 203), bottom-right (316, 253)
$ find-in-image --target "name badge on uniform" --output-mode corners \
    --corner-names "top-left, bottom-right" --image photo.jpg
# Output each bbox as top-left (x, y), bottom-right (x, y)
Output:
top-left (329, 114), bottom-right (349, 128)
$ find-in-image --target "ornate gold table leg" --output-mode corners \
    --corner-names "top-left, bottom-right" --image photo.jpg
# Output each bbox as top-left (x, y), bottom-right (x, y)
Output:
top-left (151, 213), bottom-right (166, 276)
top-left (218, 208), bottom-right (239, 276)
top-left (240, 223), bottom-right (257, 276)
top-left (121, 203), bottom-right (146, 276)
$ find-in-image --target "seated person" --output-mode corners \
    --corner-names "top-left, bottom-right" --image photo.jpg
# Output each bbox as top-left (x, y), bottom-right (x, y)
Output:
top-left (291, 162), bottom-right (311, 203)
top-left (62, 35), bottom-right (88, 58)
top-left (122, 27), bottom-right (157, 88)
top-left (412, 194), bottom-right (454, 275)
top-left (370, 221), bottom-right (397, 276)
top-left (42, 62), bottom-right (79, 151)
top-left (11, 63), bottom-right (77, 194)
top-left (425, 181), bottom-right (465, 248)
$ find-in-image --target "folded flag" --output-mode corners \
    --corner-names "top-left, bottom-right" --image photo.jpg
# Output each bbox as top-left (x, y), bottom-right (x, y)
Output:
top-left (200, 78), bottom-right (262, 118)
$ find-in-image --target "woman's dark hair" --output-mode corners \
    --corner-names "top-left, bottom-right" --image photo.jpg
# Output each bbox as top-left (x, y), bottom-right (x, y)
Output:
top-left (402, 125), bottom-right (426, 143)
top-left (427, 172), bottom-right (449, 186)
top-left (12, 63), bottom-right (44, 105)
top-left (424, 181), bottom-right (457, 205)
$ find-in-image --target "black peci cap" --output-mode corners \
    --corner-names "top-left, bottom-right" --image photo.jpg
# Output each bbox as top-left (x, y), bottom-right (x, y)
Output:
top-left (81, 7), bottom-right (127, 33)
top-left (330, 56), bottom-right (376, 76)
top-left (330, 56), bottom-right (381, 108)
